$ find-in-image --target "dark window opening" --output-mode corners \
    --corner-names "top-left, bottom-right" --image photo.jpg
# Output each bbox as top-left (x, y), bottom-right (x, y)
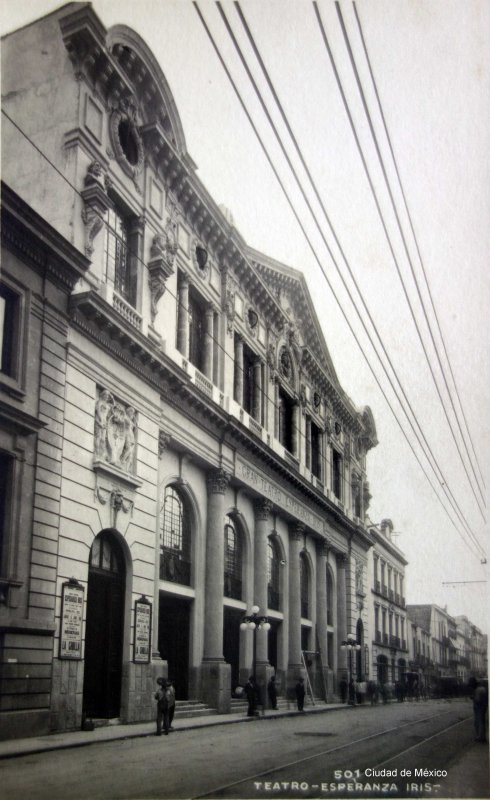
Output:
top-left (224, 519), bottom-right (242, 600)
top-left (118, 119), bottom-right (139, 166)
top-left (352, 476), bottom-right (361, 517)
top-left (0, 284), bottom-right (20, 378)
top-left (332, 449), bottom-right (342, 500)
top-left (90, 531), bottom-right (124, 574)
top-left (267, 538), bottom-right (280, 610)
top-left (326, 567), bottom-right (333, 626)
top-left (160, 486), bottom-right (191, 586)
top-left (105, 206), bottom-right (135, 305)
top-left (0, 452), bottom-right (13, 577)
top-left (278, 388), bottom-right (294, 453)
top-left (188, 290), bottom-right (206, 373)
top-left (311, 420), bottom-right (321, 479)
top-left (300, 553), bottom-right (309, 618)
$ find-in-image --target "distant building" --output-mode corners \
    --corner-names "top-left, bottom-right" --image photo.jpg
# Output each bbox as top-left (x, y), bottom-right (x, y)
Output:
top-left (455, 616), bottom-right (488, 679)
top-left (367, 519), bottom-right (408, 687)
top-left (407, 604), bottom-right (458, 690)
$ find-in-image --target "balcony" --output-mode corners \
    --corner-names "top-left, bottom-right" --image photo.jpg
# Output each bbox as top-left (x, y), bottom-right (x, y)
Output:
top-left (389, 635), bottom-right (401, 648)
top-left (113, 291), bottom-right (143, 330)
top-left (160, 550), bottom-right (191, 586)
top-left (395, 593), bottom-right (400, 606)
top-left (194, 369), bottom-right (213, 398)
top-left (402, 639), bottom-right (407, 650)
top-left (382, 586), bottom-right (388, 599)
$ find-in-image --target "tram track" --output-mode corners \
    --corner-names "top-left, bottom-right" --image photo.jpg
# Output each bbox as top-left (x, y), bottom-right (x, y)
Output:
top-left (194, 708), bottom-right (471, 799)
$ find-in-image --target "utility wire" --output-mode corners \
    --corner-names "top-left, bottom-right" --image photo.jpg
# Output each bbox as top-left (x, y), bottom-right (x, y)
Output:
top-left (333, 1), bottom-right (486, 516)
top-left (2, 87), bottom-right (484, 560)
top-left (352, 0), bottom-right (485, 495)
top-left (215, 2), bottom-right (484, 555)
top-left (0, 108), bottom-right (361, 503)
top-left (192, 5), bottom-right (485, 560)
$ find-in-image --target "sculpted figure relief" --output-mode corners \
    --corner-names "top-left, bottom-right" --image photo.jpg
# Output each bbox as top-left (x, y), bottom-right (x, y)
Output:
top-left (94, 389), bottom-right (138, 472)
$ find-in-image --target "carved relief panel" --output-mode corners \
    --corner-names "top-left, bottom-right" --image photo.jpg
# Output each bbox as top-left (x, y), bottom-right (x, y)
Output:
top-left (94, 387), bottom-right (138, 473)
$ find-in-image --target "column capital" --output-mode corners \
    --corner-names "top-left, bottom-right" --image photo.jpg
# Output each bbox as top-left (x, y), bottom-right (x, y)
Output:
top-left (254, 498), bottom-right (273, 522)
top-left (291, 522), bottom-right (305, 542)
top-left (206, 467), bottom-right (230, 495)
top-left (158, 431), bottom-right (171, 457)
top-left (317, 539), bottom-right (330, 558)
top-left (336, 551), bottom-right (349, 567)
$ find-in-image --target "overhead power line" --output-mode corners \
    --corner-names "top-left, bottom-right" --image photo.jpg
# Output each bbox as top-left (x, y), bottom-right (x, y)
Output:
top-left (192, 4), bottom-right (485, 560)
top-left (216, 1), bottom-right (484, 556)
top-left (332, 1), bottom-right (485, 517)
top-left (352, 1), bottom-right (485, 497)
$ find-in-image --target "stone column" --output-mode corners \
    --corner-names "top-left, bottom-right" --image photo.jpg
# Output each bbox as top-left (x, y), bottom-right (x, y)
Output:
top-left (201, 467), bottom-right (231, 712)
top-left (253, 499), bottom-right (273, 676)
top-left (274, 379), bottom-right (279, 439)
top-left (203, 304), bottom-right (214, 380)
top-left (177, 275), bottom-right (189, 359)
top-left (287, 524), bottom-right (304, 689)
top-left (316, 540), bottom-right (329, 682)
top-left (336, 553), bottom-right (348, 680)
top-left (234, 335), bottom-right (244, 406)
top-left (253, 360), bottom-right (262, 423)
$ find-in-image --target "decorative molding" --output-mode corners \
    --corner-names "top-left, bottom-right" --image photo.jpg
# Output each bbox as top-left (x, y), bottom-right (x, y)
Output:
top-left (147, 216), bottom-right (177, 323)
top-left (206, 467), bottom-right (230, 495)
top-left (80, 161), bottom-right (111, 257)
top-left (158, 431), bottom-right (172, 457)
top-left (254, 498), bottom-right (273, 521)
top-left (192, 238), bottom-right (210, 280)
top-left (291, 523), bottom-right (305, 542)
top-left (108, 95), bottom-right (144, 181)
top-left (94, 388), bottom-right (138, 474)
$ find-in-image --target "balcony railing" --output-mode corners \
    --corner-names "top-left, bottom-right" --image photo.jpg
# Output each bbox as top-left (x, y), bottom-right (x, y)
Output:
top-left (389, 635), bottom-right (401, 648)
top-left (249, 416), bottom-right (263, 437)
top-left (113, 291), bottom-right (143, 330)
top-left (382, 586), bottom-right (388, 599)
top-left (160, 550), bottom-right (191, 586)
top-left (194, 369), bottom-right (213, 398)
top-left (395, 593), bottom-right (400, 606)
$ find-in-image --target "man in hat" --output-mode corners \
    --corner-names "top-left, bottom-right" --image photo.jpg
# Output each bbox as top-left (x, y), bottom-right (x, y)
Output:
top-left (155, 678), bottom-right (175, 735)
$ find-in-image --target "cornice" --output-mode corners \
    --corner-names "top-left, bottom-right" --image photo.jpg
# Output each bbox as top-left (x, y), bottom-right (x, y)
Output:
top-left (0, 399), bottom-right (47, 436)
top-left (1, 182), bottom-right (90, 291)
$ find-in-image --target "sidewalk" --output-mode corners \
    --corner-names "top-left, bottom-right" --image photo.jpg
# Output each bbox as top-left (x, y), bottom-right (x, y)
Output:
top-left (0, 701), bottom-right (347, 760)
top-left (437, 738), bottom-right (489, 798)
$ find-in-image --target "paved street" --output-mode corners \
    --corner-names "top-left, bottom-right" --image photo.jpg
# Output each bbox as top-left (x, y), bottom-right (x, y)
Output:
top-left (0, 700), bottom-right (487, 800)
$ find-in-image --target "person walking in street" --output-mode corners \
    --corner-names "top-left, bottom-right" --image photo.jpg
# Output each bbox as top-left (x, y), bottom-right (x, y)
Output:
top-left (267, 676), bottom-right (278, 710)
top-left (295, 677), bottom-right (306, 712)
top-left (473, 679), bottom-right (488, 742)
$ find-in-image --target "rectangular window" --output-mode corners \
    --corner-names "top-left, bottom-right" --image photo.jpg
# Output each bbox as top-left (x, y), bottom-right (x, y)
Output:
top-left (310, 420), bottom-right (321, 479)
top-left (0, 452), bottom-right (14, 578)
top-left (278, 388), bottom-right (294, 453)
top-left (0, 284), bottom-right (21, 379)
top-left (105, 207), bottom-right (131, 300)
top-left (188, 292), bottom-right (205, 373)
top-left (332, 449), bottom-right (342, 500)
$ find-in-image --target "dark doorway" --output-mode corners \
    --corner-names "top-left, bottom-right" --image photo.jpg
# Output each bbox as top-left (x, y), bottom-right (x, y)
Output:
top-left (83, 531), bottom-right (126, 718)
top-left (159, 595), bottom-right (190, 700)
top-left (223, 606), bottom-right (242, 692)
top-left (268, 620), bottom-right (279, 672)
top-left (356, 618), bottom-right (364, 679)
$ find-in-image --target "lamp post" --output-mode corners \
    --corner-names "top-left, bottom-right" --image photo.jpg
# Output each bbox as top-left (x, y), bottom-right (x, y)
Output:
top-left (240, 605), bottom-right (271, 681)
top-left (340, 633), bottom-right (361, 701)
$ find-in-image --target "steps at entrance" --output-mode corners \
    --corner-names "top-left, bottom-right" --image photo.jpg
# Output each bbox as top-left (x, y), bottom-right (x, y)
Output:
top-left (174, 699), bottom-right (217, 719)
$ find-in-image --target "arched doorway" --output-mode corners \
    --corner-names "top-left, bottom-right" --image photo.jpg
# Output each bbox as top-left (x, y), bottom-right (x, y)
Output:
top-left (83, 530), bottom-right (126, 718)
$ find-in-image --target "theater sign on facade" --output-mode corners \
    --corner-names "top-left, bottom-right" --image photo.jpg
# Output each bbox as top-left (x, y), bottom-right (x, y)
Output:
top-left (0, 3), bottom-right (379, 739)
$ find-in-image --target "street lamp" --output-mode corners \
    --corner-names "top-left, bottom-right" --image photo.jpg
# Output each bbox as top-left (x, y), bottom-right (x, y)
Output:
top-left (340, 633), bottom-right (361, 697)
top-left (240, 604), bottom-right (271, 681)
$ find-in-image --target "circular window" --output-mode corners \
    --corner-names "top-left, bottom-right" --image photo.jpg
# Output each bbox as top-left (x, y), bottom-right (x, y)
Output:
top-left (118, 119), bottom-right (139, 166)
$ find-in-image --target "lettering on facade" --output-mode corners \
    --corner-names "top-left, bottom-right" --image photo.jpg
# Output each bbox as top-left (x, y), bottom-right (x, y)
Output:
top-left (59, 580), bottom-right (84, 660)
top-left (237, 460), bottom-right (322, 532)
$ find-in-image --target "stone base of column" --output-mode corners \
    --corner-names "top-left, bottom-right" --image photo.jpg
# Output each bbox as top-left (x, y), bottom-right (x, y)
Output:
top-left (254, 662), bottom-right (275, 710)
top-left (200, 660), bottom-right (231, 713)
top-left (286, 663), bottom-right (305, 702)
top-left (151, 652), bottom-right (166, 685)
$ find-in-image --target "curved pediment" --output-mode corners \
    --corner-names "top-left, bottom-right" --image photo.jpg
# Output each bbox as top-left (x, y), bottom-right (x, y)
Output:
top-left (106, 25), bottom-right (187, 156)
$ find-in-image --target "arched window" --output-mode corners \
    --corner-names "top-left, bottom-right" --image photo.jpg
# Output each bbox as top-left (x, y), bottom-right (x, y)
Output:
top-left (90, 531), bottom-right (124, 574)
top-left (326, 566), bottom-right (333, 626)
top-left (160, 485), bottom-right (191, 585)
top-left (224, 516), bottom-right (242, 600)
top-left (267, 538), bottom-right (280, 610)
top-left (300, 553), bottom-right (309, 618)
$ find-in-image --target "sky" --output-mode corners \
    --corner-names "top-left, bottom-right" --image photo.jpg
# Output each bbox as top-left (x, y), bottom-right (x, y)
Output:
top-left (2, 0), bottom-right (489, 633)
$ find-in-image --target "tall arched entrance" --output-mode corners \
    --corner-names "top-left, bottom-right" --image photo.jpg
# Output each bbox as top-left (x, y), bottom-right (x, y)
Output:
top-left (83, 530), bottom-right (126, 718)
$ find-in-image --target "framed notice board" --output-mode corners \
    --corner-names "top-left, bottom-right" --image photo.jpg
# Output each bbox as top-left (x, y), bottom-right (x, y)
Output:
top-left (59, 579), bottom-right (84, 660)
top-left (134, 596), bottom-right (152, 663)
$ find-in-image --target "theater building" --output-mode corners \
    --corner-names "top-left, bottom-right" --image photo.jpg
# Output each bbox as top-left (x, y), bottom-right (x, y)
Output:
top-left (1, 3), bottom-right (378, 739)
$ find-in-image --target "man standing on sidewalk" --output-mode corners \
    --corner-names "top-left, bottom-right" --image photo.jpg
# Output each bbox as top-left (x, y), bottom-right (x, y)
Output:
top-left (473, 679), bottom-right (488, 742)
